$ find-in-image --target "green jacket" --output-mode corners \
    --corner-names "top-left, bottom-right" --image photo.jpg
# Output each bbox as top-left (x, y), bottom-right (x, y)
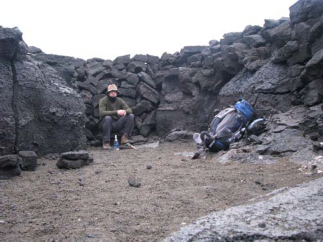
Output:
top-left (99, 96), bottom-right (132, 121)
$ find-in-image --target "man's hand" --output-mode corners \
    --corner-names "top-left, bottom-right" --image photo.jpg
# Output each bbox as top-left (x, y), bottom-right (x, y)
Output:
top-left (117, 110), bottom-right (126, 116)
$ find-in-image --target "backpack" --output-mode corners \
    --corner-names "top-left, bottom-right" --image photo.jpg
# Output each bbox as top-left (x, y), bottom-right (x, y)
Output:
top-left (198, 99), bottom-right (254, 153)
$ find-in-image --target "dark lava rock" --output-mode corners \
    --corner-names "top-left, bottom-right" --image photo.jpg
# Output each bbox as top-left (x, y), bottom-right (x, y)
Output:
top-left (0, 154), bottom-right (21, 179)
top-left (0, 166), bottom-right (21, 180)
top-left (166, 131), bottom-right (193, 142)
top-left (0, 27), bottom-right (87, 157)
top-left (248, 134), bottom-right (262, 144)
top-left (60, 151), bottom-right (89, 160)
top-left (128, 177), bottom-right (141, 188)
top-left (18, 151), bottom-right (37, 171)
top-left (56, 157), bottom-right (93, 169)
top-left (0, 155), bottom-right (20, 168)
top-left (164, 177), bottom-right (323, 241)
top-left (56, 151), bottom-right (93, 169)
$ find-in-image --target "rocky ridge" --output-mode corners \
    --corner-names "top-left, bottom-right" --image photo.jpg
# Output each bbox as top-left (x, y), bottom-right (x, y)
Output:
top-left (25, 0), bottom-right (323, 150)
top-left (0, 0), bottom-right (323, 172)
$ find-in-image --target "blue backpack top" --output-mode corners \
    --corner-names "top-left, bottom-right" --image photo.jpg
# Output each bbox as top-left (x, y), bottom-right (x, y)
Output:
top-left (201, 98), bottom-right (254, 152)
top-left (234, 98), bottom-right (254, 125)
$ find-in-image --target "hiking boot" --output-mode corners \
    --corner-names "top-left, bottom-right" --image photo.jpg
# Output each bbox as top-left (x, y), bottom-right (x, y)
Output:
top-left (103, 142), bottom-right (111, 150)
top-left (121, 134), bottom-right (130, 145)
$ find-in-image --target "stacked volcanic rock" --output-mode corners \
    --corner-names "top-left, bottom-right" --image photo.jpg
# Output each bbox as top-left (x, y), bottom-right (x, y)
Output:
top-left (0, 151), bottom-right (37, 179)
top-left (27, 0), bottom-right (323, 142)
top-left (56, 151), bottom-right (93, 169)
top-left (68, 54), bottom-right (161, 144)
top-left (154, 0), bottom-right (323, 137)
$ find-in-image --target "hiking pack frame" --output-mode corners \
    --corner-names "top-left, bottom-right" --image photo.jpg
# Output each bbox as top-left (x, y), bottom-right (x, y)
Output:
top-left (192, 99), bottom-right (258, 159)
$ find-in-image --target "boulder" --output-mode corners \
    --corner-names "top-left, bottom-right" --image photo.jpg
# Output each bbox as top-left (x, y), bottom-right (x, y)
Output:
top-left (0, 165), bottom-right (21, 180)
top-left (192, 70), bottom-right (216, 91)
top-left (0, 27), bottom-right (87, 156)
top-left (60, 151), bottom-right (89, 160)
top-left (180, 46), bottom-right (208, 55)
top-left (147, 55), bottom-right (160, 64)
top-left (14, 60), bottom-right (87, 155)
top-left (132, 100), bottom-right (154, 116)
top-left (0, 154), bottom-right (21, 179)
top-left (290, 0), bottom-right (323, 26)
top-left (308, 15), bottom-right (323, 55)
top-left (252, 62), bottom-right (292, 94)
top-left (56, 158), bottom-right (93, 169)
top-left (272, 41), bottom-right (299, 63)
top-left (0, 27), bottom-right (24, 60)
top-left (113, 63), bottom-right (126, 71)
top-left (300, 79), bottom-right (323, 106)
top-left (138, 72), bottom-right (156, 88)
top-left (57, 151), bottom-right (93, 169)
top-left (102, 59), bottom-right (113, 68)
top-left (33, 53), bottom-right (85, 87)
top-left (86, 62), bottom-right (105, 77)
top-left (124, 72), bottom-right (140, 86)
top-left (242, 25), bottom-right (262, 36)
top-left (110, 68), bottom-right (126, 79)
top-left (85, 128), bottom-right (94, 141)
top-left (84, 75), bottom-right (99, 87)
top-left (131, 135), bottom-right (148, 144)
top-left (139, 83), bottom-right (160, 104)
top-left (132, 54), bottom-right (147, 63)
top-left (187, 54), bottom-right (203, 65)
top-left (220, 32), bottom-right (242, 45)
top-left (75, 81), bottom-right (98, 95)
top-left (164, 177), bottom-right (323, 241)
top-left (92, 94), bottom-right (106, 108)
top-left (261, 22), bottom-right (293, 48)
top-left (0, 155), bottom-right (20, 168)
top-left (140, 110), bottom-right (156, 137)
top-left (243, 47), bottom-right (271, 71)
top-left (18, 151), bottom-right (37, 171)
top-left (127, 61), bottom-right (147, 73)
top-left (113, 55), bottom-right (131, 65)
top-left (120, 81), bottom-right (135, 89)
top-left (28, 46), bottom-right (42, 54)
top-left (214, 44), bottom-right (246, 76)
top-left (178, 68), bottom-right (199, 96)
top-left (122, 97), bottom-right (136, 108)
top-left (261, 128), bottom-right (311, 156)
top-left (242, 35), bottom-right (266, 47)
top-left (96, 70), bottom-right (114, 81)
top-left (119, 87), bottom-right (136, 98)
top-left (301, 49), bottom-right (323, 84)
top-left (166, 130), bottom-right (193, 142)
top-left (263, 19), bottom-right (280, 29)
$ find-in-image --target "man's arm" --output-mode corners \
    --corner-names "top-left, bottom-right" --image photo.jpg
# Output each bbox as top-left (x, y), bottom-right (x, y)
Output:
top-left (99, 98), bottom-right (118, 118)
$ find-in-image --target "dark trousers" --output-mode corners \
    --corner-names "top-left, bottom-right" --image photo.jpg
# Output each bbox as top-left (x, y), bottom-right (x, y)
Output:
top-left (102, 114), bottom-right (134, 142)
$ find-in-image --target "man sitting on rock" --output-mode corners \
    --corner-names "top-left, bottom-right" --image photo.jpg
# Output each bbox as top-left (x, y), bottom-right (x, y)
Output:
top-left (99, 84), bottom-right (134, 149)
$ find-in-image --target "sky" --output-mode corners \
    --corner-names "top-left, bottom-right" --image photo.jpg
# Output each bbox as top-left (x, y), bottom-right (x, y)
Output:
top-left (1, 0), bottom-right (298, 61)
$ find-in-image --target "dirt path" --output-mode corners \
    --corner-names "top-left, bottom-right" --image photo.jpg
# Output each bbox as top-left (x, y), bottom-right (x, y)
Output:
top-left (1, 141), bottom-right (322, 241)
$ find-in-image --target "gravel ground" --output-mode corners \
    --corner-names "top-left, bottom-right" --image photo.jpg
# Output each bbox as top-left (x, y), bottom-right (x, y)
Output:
top-left (1, 141), bottom-right (322, 241)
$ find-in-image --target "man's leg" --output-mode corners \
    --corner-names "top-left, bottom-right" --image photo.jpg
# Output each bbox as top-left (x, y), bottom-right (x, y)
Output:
top-left (123, 114), bottom-right (135, 137)
top-left (113, 114), bottom-right (135, 144)
top-left (102, 116), bottom-right (113, 147)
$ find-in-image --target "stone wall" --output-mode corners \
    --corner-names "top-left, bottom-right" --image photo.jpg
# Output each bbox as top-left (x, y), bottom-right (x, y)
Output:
top-left (1, 0), bottom-right (322, 151)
